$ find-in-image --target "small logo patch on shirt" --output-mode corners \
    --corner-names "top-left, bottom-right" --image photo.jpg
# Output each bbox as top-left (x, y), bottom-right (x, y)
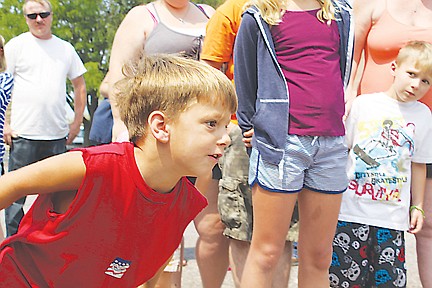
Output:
top-left (105, 257), bottom-right (131, 279)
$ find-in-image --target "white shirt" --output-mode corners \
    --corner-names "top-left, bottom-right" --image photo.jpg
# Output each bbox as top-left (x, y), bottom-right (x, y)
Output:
top-left (5, 32), bottom-right (86, 140)
top-left (339, 92), bottom-right (432, 230)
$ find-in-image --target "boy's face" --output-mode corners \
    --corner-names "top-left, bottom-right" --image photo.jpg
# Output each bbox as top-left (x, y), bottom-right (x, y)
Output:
top-left (168, 100), bottom-right (231, 177)
top-left (390, 60), bottom-right (432, 102)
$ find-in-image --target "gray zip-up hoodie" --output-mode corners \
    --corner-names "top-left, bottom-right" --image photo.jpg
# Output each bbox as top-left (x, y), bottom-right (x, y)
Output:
top-left (234, 0), bottom-right (354, 166)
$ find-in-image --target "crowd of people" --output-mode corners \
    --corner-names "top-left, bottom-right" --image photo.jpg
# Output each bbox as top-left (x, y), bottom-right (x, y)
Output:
top-left (0, 0), bottom-right (431, 287)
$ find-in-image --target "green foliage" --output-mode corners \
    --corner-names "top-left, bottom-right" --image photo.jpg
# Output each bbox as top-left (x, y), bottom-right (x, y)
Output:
top-left (1, 0), bottom-right (225, 94)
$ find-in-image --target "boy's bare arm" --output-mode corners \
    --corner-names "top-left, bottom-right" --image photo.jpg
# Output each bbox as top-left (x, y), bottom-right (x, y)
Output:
top-left (409, 162), bottom-right (426, 233)
top-left (0, 152), bottom-right (86, 210)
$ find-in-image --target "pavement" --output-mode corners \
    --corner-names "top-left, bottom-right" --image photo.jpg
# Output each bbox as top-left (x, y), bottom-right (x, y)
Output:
top-left (182, 222), bottom-right (423, 287)
top-left (0, 189), bottom-right (424, 287)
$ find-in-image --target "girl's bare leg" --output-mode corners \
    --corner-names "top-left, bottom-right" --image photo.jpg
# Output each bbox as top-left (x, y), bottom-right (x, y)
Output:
top-left (297, 189), bottom-right (342, 287)
top-left (240, 184), bottom-right (297, 288)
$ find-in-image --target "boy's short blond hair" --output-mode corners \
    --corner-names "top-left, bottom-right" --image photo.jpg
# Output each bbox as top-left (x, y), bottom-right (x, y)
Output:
top-left (396, 41), bottom-right (432, 76)
top-left (116, 54), bottom-right (238, 143)
top-left (23, 0), bottom-right (52, 14)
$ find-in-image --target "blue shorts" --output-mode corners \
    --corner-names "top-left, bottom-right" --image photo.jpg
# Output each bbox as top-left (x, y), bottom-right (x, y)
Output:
top-left (249, 135), bottom-right (348, 194)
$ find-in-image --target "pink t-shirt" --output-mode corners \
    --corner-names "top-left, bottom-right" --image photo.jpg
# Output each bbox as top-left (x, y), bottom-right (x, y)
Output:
top-left (272, 9), bottom-right (345, 136)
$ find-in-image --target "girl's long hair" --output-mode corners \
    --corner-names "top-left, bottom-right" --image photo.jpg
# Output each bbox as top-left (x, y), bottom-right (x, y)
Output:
top-left (245, 0), bottom-right (335, 26)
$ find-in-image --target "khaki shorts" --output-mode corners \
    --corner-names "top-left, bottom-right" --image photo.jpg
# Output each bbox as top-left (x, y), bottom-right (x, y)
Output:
top-left (218, 125), bottom-right (299, 242)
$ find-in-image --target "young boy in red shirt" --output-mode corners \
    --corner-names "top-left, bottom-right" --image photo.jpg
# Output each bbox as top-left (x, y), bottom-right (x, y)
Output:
top-left (0, 54), bottom-right (237, 287)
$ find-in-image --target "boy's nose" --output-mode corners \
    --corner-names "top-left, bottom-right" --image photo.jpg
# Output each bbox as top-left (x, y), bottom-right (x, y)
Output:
top-left (218, 131), bottom-right (231, 147)
top-left (411, 78), bottom-right (421, 88)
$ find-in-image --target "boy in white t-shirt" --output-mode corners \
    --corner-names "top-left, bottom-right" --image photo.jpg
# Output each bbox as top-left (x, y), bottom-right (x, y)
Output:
top-left (330, 41), bottom-right (432, 287)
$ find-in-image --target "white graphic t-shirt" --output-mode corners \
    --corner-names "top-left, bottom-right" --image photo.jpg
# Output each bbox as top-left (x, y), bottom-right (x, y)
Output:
top-left (339, 93), bottom-right (432, 230)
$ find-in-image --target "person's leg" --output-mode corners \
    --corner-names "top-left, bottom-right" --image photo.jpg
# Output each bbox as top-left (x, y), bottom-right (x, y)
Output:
top-left (0, 163), bottom-right (4, 242)
top-left (140, 256), bottom-right (173, 288)
top-left (415, 175), bottom-right (432, 287)
top-left (154, 239), bottom-right (184, 288)
top-left (227, 239), bottom-right (249, 287)
top-left (231, 238), bottom-right (291, 288)
top-left (5, 137), bottom-right (36, 236)
top-left (5, 137), bottom-right (67, 236)
top-left (240, 184), bottom-right (297, 288)
top-left (194, 172), bottom-right (229, 288)
top-left (297, 189), bottom-right (342, 287)
top-left (217, 123), bottom-right (256, 287)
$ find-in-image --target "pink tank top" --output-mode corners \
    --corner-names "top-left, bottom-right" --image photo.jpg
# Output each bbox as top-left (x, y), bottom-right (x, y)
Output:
top-left (360, 4), bottom-right (432, 110)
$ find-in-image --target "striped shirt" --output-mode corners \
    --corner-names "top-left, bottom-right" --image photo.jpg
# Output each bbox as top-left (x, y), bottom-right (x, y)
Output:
top-left (0, 72), bottom-right (13, 163)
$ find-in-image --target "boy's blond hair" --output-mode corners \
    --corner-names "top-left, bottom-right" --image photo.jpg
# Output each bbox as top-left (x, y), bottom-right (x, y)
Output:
top-left (0, 35), bottom-right (6, 73)
top-left (116, 54), bottom-right (238, 143)
top-left (23, 0), bottom-right (52, 14)
top-left (396, 41), bottom-right (432, 77)
top-left (245, 0), bottom-right (335, 26)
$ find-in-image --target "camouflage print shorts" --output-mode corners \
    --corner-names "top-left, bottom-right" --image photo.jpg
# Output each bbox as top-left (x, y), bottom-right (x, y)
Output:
top-left (218, 125), bottom-right (299, 242)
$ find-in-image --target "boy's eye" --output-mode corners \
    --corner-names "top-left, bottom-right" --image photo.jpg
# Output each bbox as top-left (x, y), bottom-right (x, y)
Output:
top-left (422, 79), bottom-right (430, 85)
top-left (206, 120), bottom-right (217, 128)
top-left (408, 72), bottom-right (415, 77)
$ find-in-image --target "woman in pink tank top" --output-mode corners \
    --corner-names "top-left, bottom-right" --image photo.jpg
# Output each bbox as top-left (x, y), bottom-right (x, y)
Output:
top-left (350, 1), bottom-right (432, 286)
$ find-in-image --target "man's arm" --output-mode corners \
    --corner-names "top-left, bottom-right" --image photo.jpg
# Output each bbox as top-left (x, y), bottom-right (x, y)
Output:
top-left (0, 151), bottom-right (86, 211)
top-left (67, 75), bottom-right (86, 145)
top-left (409, 162), bottom-right (426, 233)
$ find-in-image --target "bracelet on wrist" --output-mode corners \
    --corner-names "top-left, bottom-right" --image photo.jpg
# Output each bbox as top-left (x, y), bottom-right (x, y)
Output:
top-left (410, 205), bottom-right (426, 219)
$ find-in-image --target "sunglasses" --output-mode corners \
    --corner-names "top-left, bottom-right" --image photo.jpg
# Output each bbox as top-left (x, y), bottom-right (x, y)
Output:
top-left (26, 12), bottom-right (51, 20)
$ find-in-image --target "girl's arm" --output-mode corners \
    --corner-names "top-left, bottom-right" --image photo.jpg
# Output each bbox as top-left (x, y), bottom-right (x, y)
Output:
top-left (234, 13), bottom-right (258, 134)
top-left (409, 162), bottom-right (426, 233)
top-left (0, 151), bottom-right (86, 211)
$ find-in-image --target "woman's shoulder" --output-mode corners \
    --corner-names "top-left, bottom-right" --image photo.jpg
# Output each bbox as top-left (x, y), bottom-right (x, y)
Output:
top-left (195, 3), bottom-right (216, 17)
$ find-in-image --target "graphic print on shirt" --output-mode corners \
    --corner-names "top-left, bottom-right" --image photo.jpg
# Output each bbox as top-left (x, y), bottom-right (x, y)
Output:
top-left (348, 117), bottom-right (415, 202)
top-left (104, 257), bottom-right (131, 279)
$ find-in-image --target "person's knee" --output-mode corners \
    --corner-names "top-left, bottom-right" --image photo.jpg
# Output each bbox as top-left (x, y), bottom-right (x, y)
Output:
top-left (250, 242), bottom-right (286, 271)
top-left (194, 213), bottom-right (225, 238)
top-left (300, 244), bottom-right (332, 271)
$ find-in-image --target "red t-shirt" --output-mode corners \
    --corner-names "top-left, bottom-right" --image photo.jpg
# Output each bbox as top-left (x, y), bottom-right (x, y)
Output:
top-left (0, 142), bottom-right (207, 287)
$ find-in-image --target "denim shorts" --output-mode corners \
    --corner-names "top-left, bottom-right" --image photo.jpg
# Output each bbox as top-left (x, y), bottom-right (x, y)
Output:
top-left (249, 135), bottom-right (348, 194)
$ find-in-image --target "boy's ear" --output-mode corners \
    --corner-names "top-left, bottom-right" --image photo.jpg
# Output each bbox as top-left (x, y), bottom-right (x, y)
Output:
top-left (148, 111), bottom-right (170, 143)
top-left (390, 61), bottom-right (397, 76)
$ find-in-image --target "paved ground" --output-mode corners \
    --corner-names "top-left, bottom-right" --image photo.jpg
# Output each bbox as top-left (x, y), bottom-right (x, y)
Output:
top-left (182, 222), bottom-right (423, 287)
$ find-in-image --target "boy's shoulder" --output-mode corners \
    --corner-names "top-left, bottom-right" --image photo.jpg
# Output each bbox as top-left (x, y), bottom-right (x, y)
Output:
top-left (73, 142), bottom-right (132, 157)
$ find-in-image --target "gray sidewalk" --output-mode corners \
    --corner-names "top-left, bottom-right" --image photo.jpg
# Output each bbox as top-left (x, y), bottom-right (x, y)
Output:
top-left (182, 222), bottom-right (423, 287)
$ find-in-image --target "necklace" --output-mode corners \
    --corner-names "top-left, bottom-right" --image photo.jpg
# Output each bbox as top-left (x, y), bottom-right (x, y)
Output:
top-left (161, 1), bottom-right (191, 24)
top-left (176, 3), bottom-right (190, 24)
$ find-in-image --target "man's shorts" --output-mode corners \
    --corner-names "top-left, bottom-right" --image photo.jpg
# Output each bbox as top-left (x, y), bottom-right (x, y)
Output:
top-left (249, 135), bottom-right (348, 194)
top-left (330, 221), bottom-right (406, 288)
top-left (218, 125), bottom-right (298, 242)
